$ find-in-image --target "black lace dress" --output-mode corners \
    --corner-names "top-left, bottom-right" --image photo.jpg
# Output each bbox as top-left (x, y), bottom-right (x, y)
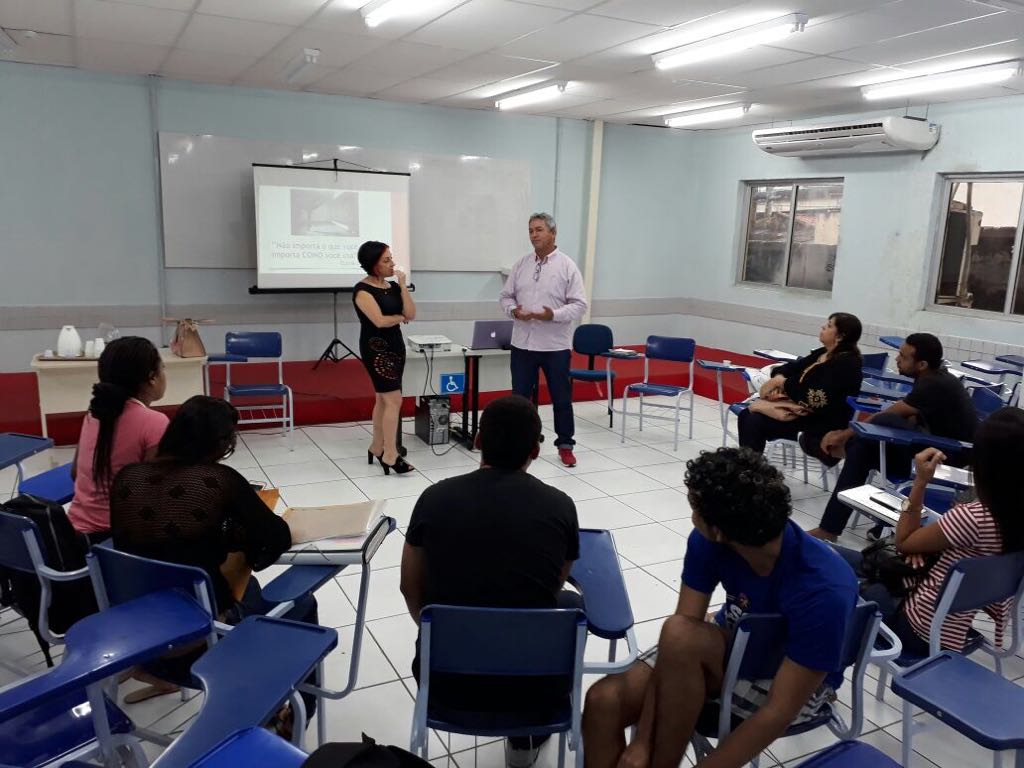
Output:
top-left (353, 281), bottom-right (406, 393)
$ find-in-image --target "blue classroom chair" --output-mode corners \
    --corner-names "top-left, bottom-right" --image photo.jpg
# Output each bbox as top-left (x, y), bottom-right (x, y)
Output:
top-left (411, 605), bottom-right (587, 768)
top-left (691, 601), bottom-right (888, 768)
top-left (893, 652), bottom-right (1024, 768)
top-left (152, 616), bottom-right (338, 766)
top-left (620, 335), bottom-right (695, 450)
top-left (569, 324), bottom-right (616, 427)
top-left (188, 727), bottom-right (307, 768)
top-left (568, 528), bottom-right (638, 673)
top-left (17, 462), bottom-right (75, 505)
top-left (0, 588), bottom-right (212, 767)
top-left (793, 740), bottom-right (899, 767)
top-left (222, 331), bottom-right (294, 441)
top-left (872, 551), bottom-right (1024, 702)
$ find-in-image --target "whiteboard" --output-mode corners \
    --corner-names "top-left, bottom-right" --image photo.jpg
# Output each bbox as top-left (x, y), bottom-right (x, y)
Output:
top-left (159, 133), bottom-right (532, 273)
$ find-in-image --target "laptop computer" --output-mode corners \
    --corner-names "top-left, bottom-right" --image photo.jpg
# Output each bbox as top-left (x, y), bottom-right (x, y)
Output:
top-left (471, 320), bottom-right (514, 350)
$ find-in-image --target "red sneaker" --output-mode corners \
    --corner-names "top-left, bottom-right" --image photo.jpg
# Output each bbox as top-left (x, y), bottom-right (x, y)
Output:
top-left (558, 447), bottom-right (577, 468)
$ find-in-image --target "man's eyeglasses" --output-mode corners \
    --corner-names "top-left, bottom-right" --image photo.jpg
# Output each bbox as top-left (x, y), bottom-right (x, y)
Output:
top-left (533, 259), bottom-right (546, 282)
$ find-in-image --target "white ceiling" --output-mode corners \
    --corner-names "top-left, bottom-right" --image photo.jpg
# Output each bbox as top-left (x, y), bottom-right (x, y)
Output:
top-left (4, 0), bottom-right (1024, 128)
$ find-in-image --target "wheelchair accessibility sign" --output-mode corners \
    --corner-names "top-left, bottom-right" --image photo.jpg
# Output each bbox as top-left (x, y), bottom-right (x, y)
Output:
top-left (440, 373), bottom-right (465, 394)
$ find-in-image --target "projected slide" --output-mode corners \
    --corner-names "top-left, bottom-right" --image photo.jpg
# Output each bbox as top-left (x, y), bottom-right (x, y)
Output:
top-left (254, 164), bottom-right (411, 289)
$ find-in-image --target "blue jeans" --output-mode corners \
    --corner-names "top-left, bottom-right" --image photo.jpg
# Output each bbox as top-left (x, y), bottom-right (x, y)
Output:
top-left (510, 347), bottom-right (575, 447)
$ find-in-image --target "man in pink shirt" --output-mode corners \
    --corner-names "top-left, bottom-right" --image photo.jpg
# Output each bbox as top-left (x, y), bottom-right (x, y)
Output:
top-left (499, 213), bottom-right (588, 467)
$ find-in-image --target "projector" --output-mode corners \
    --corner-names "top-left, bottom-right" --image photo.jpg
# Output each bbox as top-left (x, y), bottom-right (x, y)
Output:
top-left (408, 335), bottom-right (452, 353)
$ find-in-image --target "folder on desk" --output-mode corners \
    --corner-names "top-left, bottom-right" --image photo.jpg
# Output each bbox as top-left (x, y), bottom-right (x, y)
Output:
top-left (283, 500), bottom-right (384, 544)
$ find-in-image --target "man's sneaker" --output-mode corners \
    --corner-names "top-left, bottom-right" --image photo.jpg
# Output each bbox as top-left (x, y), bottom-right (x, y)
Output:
top-left (558, 446), bottom-right (577, 467)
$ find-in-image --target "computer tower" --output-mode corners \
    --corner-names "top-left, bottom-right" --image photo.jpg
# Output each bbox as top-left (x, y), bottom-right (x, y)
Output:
top-left (415, 395), bottom-right (450, 446)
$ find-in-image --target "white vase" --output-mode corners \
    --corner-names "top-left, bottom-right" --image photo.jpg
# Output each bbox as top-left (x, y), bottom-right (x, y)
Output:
top-left (57, 325), bottom-right (82, 358)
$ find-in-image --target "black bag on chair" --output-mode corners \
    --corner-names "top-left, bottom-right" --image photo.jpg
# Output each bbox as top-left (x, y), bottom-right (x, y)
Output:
top-left (0, 494), bottom-right (98, 665)
top-left (859, 535), bottom-right (936, 599)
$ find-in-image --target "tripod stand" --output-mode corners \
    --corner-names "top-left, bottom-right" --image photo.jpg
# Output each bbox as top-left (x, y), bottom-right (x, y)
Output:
top-left (314, 291), bottom-right (360, 370)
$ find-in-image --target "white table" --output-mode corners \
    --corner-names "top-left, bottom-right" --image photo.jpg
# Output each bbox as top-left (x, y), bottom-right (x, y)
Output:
top-left (30, 349), bottom-right (206, 439)
top-left (404, 344), bottom-right (512, 448)
top-left (837, 484), bottom-right (941, 528)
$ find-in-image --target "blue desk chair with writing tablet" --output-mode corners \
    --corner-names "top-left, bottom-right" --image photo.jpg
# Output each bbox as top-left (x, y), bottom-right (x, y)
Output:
top-left (690, 601), bottom-right (887, 768)
top-left (411, 605), bottom-right (587, 768)
top-left (569, 324), bottom-right (616, 427)
top-left (222, 331), bottom-right (294, 443)
top-left (620, 336), bottom-right (695, 450)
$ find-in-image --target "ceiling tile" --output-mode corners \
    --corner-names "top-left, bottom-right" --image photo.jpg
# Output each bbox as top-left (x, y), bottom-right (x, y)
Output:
top-left (162, 48), bottom-right (259, 80)
top-left (3, 30), bottom-right (74, 65)
top-left (195, 0), bottom-right (327, 26)
top-left (592, 0), bottom-right (735, 27)
top-left (775, 0), bottom-right (1001, 56)
top-left (265, 27), bottom-right (386, 68)
top-left (371, 76), bottom-right (472, 101)
top-left (407, 0), bottom-right (572, 52)
top-left (310, 66), bottom-right (407, 96)
top-left (835, 12), bottom-right (1023, 66)
top-left (310, 0), bottom-right (467, 39)
top-left (177, 13), bottom-right (293, 57)
top-left (428, 53), bottom-right (557, 86)
top-left (506, 0), bottom-right (603, 10)
top-left (0, 0), bottom-right (72, 35)
top-left (74, 0), bottom-right (189, 46)
top-left (348, 40), bottom-right (474, 77)
top-left (501, 12), bottom-right (662, 60)
top-left (100, 0), bottom-right (195, 9)
top-left (722, 54), bottom-right (871, 89)
top-left (76, 38), bottom-right (169, 73)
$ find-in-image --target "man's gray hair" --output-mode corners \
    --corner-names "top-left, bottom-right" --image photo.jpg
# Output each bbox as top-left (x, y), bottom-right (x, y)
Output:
top-left (529, 212), bottom-right (557, 233)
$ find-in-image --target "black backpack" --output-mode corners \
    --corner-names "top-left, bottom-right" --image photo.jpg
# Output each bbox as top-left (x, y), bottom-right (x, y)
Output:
top-left (302, 734), bottom-right (434, 768)
top-left (0, 494), bottom-right (99, 665)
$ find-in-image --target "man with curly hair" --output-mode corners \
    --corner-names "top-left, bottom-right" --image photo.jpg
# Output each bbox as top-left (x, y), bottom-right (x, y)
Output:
top-left (582, 447), bottom-right (857, 768)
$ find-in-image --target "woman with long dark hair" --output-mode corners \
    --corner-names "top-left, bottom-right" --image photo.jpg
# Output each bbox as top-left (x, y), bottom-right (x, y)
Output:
top-left (353, 240), bottom-right (417, 474)
top-left (737, 312), bottom-right (864, 463)
top-left (67, 336), bottom-right (167, 540)
top-left (111, 396), bottom-right (315, 715)
top-left (836, 406), bottom-right (1024, 655)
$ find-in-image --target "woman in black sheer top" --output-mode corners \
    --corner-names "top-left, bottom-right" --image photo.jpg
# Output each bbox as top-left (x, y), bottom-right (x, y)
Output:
top-left (110, 396), bottom-right (317, 719)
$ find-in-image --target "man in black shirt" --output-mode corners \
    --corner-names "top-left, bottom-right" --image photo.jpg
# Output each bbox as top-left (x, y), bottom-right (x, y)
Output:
top-left (401, 394), bottom-right (580, 765)
top-left (809, 333), bottom-right (977, 541)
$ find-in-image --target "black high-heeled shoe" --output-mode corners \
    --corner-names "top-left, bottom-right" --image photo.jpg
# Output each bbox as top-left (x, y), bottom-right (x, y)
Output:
top-left (367, 449), bottom-right (378, 465)
top-left (377, 454), bottom-right (414, 475)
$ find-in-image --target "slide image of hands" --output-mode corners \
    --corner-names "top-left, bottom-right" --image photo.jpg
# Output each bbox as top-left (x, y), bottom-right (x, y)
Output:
top-left (290, 188), bottom-right (360, 237)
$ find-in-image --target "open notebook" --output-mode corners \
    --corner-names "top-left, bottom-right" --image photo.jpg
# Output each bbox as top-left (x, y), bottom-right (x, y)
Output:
top-left (282, 499), bottom-right (385, 544)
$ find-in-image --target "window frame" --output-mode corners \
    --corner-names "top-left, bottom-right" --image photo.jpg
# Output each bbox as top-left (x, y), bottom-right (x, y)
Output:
top-left (736, 177), bottom-right (845, 294)
top-left (927, 172), bottom-right (1024, 321)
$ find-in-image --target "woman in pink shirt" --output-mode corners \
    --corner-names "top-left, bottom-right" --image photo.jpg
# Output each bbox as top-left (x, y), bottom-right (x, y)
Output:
top-left (68, 336), bottom-right (169, 541)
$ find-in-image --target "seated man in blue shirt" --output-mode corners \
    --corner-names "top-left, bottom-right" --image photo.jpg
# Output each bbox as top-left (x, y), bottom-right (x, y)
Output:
top-left (582, 447), bottom-right (858, 768)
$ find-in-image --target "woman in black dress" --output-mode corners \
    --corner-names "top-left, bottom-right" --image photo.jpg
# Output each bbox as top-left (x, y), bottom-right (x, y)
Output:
top-left (353, 241), bottom-right (417, 474)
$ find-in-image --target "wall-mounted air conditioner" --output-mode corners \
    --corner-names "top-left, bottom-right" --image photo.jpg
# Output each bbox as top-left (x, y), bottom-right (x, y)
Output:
top-left (751, 116), bottom-right (939, 157)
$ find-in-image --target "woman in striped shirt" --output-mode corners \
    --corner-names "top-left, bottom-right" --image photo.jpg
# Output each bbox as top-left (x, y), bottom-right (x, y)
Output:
top-left (889, 407), bottom-right (1024, 655)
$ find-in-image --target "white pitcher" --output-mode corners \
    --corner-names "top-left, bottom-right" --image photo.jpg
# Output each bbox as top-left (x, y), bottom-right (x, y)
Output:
top-left (57, 325), bottom-right (82, 358)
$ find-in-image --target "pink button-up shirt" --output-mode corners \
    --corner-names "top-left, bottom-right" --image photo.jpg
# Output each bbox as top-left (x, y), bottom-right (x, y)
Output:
top-left (499, 248), bottom-right (588, 352)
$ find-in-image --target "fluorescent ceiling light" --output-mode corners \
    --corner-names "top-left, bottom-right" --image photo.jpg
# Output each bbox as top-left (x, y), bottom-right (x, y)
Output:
top-left (494, 81), bottom-right (567, 110)
top-left (284, 48), bottom-right (319, 84)
top-left (861, 60), bottom-right (1022, 101)
top-left (0, 28), bottom-right (19, 56)
top-left (361, 0), bottom-right (437, 28)
top-left (652, 13), bottom-right (808, 70)
top-left (664, 103), bottom-right (752, 127)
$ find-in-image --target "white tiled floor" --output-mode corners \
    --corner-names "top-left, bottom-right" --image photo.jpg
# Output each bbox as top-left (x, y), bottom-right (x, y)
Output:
top-left (3, 393), bottom-right (1021, 767)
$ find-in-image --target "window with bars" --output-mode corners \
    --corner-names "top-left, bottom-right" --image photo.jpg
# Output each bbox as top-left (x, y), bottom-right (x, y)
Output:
top-left (933, 176), bottom-right (1024, 316)
top-left (739, 179), bottom-right (844, 292)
